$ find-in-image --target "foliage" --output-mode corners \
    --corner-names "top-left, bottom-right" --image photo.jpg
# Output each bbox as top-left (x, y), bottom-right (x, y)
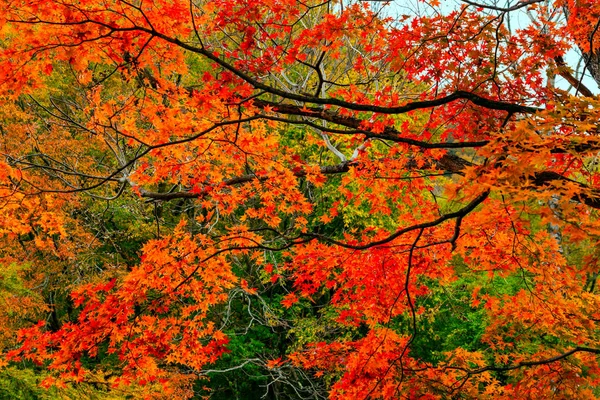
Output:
top-left (1, 0), bottom-right (600, 398)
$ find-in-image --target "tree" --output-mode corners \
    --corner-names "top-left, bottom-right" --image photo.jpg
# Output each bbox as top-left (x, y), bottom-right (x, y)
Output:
top-left (1, 0), bottom-right (600, 398)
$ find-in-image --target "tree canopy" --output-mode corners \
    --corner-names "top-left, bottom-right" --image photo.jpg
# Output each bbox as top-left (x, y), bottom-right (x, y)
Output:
top-left (1, 0), bottom-right (600, 398)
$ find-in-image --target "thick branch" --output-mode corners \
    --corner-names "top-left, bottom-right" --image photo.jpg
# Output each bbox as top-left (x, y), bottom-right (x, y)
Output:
top-left (461, 0), bottom-right (544, 12)
top-left (532, 170), bottom-right (600, 209)
top-left (139, 162), bottom-right (353, 201)
top-left (304, 190), bottom-right (490, 250)
top-left (554, 56), bottom-right (595, 97)
top-left (139, 152), bottom-right (600, 210)
top-left (254, 100), bottom-right (490, 149)
top-left (464, 346), bottom-right (600, 374)
top-left (145, 30), bottom-right (541, 115)
top-left (254, 100), bottom-right (600, 154)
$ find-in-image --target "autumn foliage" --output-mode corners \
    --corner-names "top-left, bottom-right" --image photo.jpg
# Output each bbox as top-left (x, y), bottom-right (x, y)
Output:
top-left (1, 0), bottom-right (600, 398)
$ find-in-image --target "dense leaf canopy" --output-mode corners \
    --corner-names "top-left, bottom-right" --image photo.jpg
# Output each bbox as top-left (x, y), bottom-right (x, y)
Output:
top-left (1, 0), bottom-right (600, 398)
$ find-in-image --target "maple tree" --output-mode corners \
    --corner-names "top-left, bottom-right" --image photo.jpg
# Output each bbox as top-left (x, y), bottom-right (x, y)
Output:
top-left (1, 0), bottom-right (600, 397)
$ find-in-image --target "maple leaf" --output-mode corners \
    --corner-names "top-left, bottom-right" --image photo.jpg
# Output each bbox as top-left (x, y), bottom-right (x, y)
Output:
top-left (266, 357), bottom-right (283, 369)
top-left (300, 105), bottom-right (314, 113)
top-left (263, 104), bottom-right (276, 113)
top-left (240, 279), bottom-right (257, 295)
top-left (281, 293), bottom-right (299, 308)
